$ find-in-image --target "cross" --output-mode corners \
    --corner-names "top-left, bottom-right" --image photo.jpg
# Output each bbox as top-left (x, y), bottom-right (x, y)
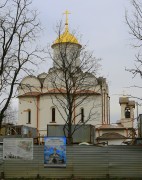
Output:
top-left (64, 10), bottom-right (71, 26)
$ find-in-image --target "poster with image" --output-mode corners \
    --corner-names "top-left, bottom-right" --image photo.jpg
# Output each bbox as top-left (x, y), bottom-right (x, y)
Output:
top-left (44, 137), bottom-right (66, 167)
top-left (3, 138), bottom-right (33, 160)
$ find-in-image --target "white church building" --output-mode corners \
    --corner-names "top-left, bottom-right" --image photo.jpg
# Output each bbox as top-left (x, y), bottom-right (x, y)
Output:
top-left (18, 12), bottom-right (110, 137)
top-left (17, 12), bottom-right (135, 144)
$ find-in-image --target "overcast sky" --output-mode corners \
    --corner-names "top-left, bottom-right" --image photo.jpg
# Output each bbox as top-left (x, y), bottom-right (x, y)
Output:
top-left (21, 0), bottom-right (142, 124)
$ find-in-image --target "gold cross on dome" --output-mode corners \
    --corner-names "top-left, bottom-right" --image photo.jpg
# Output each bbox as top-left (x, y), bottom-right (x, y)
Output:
top-left (64, 10), bottom-right (71, 26)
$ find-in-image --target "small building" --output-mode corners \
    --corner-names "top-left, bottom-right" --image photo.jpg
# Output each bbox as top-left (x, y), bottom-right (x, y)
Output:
top-left (96, 124), bottom-right (135, 145)
top-left (96, 97), bottom-right (136, 145)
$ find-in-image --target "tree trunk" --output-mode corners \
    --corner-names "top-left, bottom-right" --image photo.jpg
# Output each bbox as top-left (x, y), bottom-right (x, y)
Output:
top-left (67, 136), bottom-right (73, 145)
top-left (67, 121), bottom-right (73, 144)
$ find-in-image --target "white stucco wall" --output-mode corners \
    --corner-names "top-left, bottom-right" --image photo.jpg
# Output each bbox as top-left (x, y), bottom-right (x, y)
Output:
top-left (39, 95), bottom-right (67, 133)
top-left (53, 44), bottom-right (81, 68)
top-left (18, 97), bottom-right (38, 128)
top-left (18, 92), bottom-right (105, 137)
top-left (74, 95), bottom-right (102, 125)
top-left (38, 94), bottom-right (103, 135)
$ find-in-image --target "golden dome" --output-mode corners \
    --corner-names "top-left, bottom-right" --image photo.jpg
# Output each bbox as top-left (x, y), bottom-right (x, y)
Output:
top-left (52, 10), bottom-right (81, 48)
top-left (54, 29), bottom-right (79, 44)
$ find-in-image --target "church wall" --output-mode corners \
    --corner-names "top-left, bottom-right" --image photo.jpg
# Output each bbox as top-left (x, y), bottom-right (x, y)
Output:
top-left (120, 118), bottom-right (133, 128)
top-left (53, 44), bottom-right (81, 68)
top-left (18, 97), bottom-right (38, 129)
top-left (18, 84), bottom-right (109, 137)
top-left (103, 90), bottom-right (110, 124)
top-left (18, 90), bottom-right (110, 136)
top-left (39, 95), bottom-right (67, 136)
top-left (121, 104), bottom-right (127, 119)
top-left (38, 94), bottom-right (103, 136)
top-left (74, 95), bottom-right (102, 126)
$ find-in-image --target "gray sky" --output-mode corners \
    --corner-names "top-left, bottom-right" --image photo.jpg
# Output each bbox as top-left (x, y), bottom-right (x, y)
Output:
top-left (28, 0), bottom-right (142, 123)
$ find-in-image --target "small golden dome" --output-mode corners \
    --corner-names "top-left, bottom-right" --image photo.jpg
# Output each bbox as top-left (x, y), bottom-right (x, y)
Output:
top-left (52, 10), bottom-right (81, 48)
top-left (54, 29), bottom-right (79, 44)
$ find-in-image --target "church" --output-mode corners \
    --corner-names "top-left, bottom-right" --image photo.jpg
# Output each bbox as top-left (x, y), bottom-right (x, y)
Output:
top-left (18, 11), bottom-right (109, 137)
top-left (17, 11), bottom-right (135, 144)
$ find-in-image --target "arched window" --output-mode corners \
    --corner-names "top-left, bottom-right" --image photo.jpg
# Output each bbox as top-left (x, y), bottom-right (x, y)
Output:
top-left (81, 108), bottom-right (84, 123)
top-left (125, 107), bottom-right (130, 118)
top-left (52, 107), bottom-right (56, 122)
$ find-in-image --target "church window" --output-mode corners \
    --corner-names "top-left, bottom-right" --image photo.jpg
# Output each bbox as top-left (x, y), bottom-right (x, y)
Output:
top-left (52, 107), bottom-right (56, 122)
top-left (81, 108), bottom-right (84, 123)
top-left (27, 110), bottom-right (31, 124)
top-left (125, 107), bottom-right (130, 118)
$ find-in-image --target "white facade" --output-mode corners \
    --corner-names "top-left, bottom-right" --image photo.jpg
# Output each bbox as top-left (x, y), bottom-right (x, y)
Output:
top-left (18, 75), bottom-right (109, 136)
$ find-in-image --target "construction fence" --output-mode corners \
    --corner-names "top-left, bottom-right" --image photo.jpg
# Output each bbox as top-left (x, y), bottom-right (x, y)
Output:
top-left (0, 144), bottom-right (142, 179)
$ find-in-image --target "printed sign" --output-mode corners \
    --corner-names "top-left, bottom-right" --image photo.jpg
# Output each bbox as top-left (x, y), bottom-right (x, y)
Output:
top-left (3, 138), bottom-right (33, 160)
top-left (44, 137), bottom-right (66, 167)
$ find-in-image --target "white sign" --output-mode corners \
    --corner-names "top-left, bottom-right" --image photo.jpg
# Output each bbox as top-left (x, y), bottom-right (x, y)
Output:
top-left (3, 138), bottom-right (33, 160)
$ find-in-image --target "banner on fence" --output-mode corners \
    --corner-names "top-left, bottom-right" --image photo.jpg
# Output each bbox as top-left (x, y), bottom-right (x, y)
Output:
top-left (44, 137), bottom-right (66, 167)
top-left (3, 138), bottom-right (33, 160)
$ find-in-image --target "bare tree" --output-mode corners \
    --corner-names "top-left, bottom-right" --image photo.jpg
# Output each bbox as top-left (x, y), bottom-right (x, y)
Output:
top-left (46, 22), bottom-right (108, 144)
top-left (0, 0), bottom-right (9, 8)
top-left (3, 103), bottom-right (17, 124)
top-left (0, 0), bottom-right (43, 126)
top-left (125, 0), bottom-right (142, 78)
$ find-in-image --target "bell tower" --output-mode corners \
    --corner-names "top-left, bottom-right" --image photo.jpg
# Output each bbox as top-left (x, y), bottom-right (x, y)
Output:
top-left (119, 97), bottom-right (135, 128)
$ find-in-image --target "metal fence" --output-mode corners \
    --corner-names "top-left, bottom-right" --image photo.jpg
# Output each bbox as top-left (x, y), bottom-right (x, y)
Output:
top-left (47, 124), bottom-right (95, 144)
top-left (0, 144), bottom-right (142, 179)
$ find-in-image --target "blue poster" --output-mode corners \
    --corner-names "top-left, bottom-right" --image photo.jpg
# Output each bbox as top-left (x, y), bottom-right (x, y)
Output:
top-left (44, 137), bottom-right (66, 167)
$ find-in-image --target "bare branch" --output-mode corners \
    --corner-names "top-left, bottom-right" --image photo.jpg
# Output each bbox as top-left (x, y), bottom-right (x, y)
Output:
top-left (126, 0), bottom-right (142, 78)
top-left (0, 0), bottom-right (44, 126)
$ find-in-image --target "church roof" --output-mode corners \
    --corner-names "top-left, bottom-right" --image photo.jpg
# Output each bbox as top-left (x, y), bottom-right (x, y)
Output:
top-left (97, 132), bottom-right (127, 140)
top-left (52, 29), bottom-right (81, 47)
top-left (18, 89), bottom-right (101, 97)
top-left (51, 10), bottom-right (81, 48)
